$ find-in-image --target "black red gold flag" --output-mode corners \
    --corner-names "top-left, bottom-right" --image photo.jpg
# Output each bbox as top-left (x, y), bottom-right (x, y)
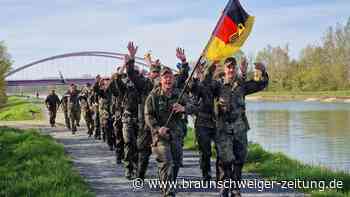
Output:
top-left (204, 0), bottom-right (254, 61)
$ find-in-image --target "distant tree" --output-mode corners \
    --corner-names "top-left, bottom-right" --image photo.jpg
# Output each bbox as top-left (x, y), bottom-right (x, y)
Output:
top-left (0, 41), bottom-right (12, 106)
top-left (255, 17), bottom-right (350, 91)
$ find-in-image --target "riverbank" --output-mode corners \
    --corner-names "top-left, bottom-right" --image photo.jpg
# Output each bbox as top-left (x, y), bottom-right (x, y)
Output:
top-left (0, 127), bottom-right (94, 197)
top-left (247, 91), bottom-right (350, 103)
top-left (184, 128), bottom-right (350, 197)
top-left (0, 96), bottom-right (43, 121)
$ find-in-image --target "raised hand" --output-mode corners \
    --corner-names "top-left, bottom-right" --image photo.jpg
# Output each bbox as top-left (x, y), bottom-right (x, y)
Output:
top-left (176, 47), bottom-right (187, 63)
top-left (144, 51), bottom-right (152, 66)
top-left (127, 41), bottom-right (138, 59)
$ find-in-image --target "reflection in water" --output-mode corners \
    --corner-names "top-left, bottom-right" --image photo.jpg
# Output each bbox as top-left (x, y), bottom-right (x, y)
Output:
top-left (246, 101), bottom-right (350, 172)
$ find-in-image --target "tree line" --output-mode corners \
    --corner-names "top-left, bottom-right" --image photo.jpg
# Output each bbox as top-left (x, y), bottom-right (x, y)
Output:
top-left (0, 41), bottom-right (12, 106)
top-left (255, 17), bottom-right (350, 92)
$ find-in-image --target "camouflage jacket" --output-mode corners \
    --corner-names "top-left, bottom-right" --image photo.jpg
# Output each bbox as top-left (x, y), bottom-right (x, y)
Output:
top-left (215, 71), bottom-right (269, 132)
top-left (108, 59), bottom-right (143, 119)
top-left (93, 82), bottom-right (113, 115)
top-left (79, 87), bottom-right (94, 111)
top-left (189, 66), bottom-right (221, 128)
top-left (64, 90), bottom-right (81, 112)
top-left (145, 87), bottom-right (197, 143)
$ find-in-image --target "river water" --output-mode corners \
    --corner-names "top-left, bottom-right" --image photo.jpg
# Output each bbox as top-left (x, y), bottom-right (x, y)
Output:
top-left (246, 101), bottom-right (350, 172)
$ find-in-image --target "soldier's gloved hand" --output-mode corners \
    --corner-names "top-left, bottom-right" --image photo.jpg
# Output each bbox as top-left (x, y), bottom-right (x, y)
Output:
top-left (158, 127), bottom-right (170, 139)
top-left (172, 103), bottom-right (185, 113)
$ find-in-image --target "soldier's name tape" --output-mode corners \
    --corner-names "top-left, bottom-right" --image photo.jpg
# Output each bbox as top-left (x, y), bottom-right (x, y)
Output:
top-left (132, 178), bottom-right (344, 192)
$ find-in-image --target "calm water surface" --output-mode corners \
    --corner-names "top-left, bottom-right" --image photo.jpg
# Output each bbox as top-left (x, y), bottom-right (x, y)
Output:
top-left (246, 101), bottom-right (350, 172)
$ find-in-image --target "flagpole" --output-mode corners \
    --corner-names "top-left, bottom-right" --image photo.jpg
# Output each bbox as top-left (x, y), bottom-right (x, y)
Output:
top-left (164, 0), bottom-right (233, 127)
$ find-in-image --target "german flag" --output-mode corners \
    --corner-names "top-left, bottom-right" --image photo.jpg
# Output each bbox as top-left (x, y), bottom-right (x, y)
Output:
top-left (204, 0), bottom-right (254, 61)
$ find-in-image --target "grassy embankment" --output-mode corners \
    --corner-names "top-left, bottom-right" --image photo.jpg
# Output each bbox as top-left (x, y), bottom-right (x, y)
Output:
top-left (184, 128), bottom-right (350, 197)
top-left (0, 127), bottom-right (94, 197)
top-left (250, 90), bottom-right (350, 101)
top-left (0, 96), bottom-right (43, 121)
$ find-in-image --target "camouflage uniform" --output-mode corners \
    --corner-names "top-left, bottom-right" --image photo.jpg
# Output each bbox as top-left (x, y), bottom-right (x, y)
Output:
top-left (91, 91), bottom-right (101, 139)
top-left (189, 65), bottom-right (221, 180)
top-left (136, 66), bottom-right (160, 179)
top-left (215, 70), bottom-right (268, 196)
top-left (112, 94), bottom-right (124, 163)
top-left (80, 87), bottom-right (95, 137)
top-left (45, 93), bottom-right (60, 127)
top-left (109, 59), bottom-right (143, 179)
top-left (173, 62), bottom-right (190, 167)
top-left (94, 82), bottom-right (116, 150)
top-left (60, 95), bottom-right (71, 129)
top-left (145, 84), bottom-right (196, 197)
top-left (66, 89), bottom-right (81, 133)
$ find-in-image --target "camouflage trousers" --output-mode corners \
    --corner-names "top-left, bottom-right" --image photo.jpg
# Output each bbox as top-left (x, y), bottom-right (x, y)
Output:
top-left (48, 107), bottom-right (57, 126)
top-left (94, 111), bottom-right (101, 139)
top-left (100, 111), bottom-right (115, 150)
top-left (63, 109), bottom-right (71, 129)
top-left (122, 114), bottom-right (138, 178)
top-left (137, 123), bottom-right (152, 179)
top-left (69, 109), bottom-right (81, 133)
top-left (216, 119), bottom-right (248, 194)
top-left (113, 116), bottom-right (124, 162)
top-left (152, 133), bottom-right (183, 197)
top-left (82, 109), bottom-right (94, 136)
top-left (195, 126), bottom-right (218, 180)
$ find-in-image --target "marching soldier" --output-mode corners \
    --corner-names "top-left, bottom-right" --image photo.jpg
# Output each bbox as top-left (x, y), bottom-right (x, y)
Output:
top-left (94, 77), bottom-right (116, 150)
top-left (111, 67), bottom-right (127, 164)
top-left (145, 66), bottom-right (196, 197)
top-left (189, 62), bottom-right (221, 181)
top-left (61, 93), bottom-right (71, 130)
top-left (80, 83), bottom-right (95, 137)
top-left (45, 89), bottom-right (60, 127)
top-left (107, 42), bottom-right (143, 179)
top-left (66, 84), bottom-right (81, 134)
top-left (91, 84), bottom-right (101, 140)
top-left (215, 57), bottom-right (269, 197)
top-left (136, 55), bottom-right (161, 179)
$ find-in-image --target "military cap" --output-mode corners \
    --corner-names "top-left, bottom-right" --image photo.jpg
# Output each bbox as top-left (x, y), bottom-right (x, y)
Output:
top-left (160, 67), bottom-right (173, 76)
top-left (150, 64), bottom-right (161, 73)
top-left (224, 57), bottom-right (237, 67)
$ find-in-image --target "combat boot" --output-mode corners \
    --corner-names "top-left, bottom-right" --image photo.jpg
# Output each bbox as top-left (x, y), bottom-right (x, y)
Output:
top-left (125, 170), bottom-right (133, 180)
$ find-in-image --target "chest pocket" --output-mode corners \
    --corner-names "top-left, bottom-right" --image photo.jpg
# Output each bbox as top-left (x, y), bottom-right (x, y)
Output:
top-left (158, 98), bottom-right (168, 114)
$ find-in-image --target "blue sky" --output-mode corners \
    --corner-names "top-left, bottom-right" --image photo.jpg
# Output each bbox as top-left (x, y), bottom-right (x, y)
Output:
top-left (1, 0), bottom-right (350, 75)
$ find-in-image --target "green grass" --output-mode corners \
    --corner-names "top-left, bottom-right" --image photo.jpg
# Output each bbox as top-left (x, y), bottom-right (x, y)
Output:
top-left (184, 127), bottom-right (198, 150)
top-left (0, 96), bottom-right (43, 121)
top-left (252, 90), bottom-right (350, 98)
top-left (0, 127), bottom-right (94, 197)
top-left (245, 143), bottom-right (350, 196)
top-left (184, 128), bottom-right (350, 197)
